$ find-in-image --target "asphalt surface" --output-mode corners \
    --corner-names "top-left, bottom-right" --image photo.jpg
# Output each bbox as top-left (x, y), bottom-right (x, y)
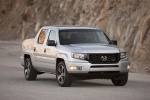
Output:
top-left (0, 41), bottom-right (150, 100)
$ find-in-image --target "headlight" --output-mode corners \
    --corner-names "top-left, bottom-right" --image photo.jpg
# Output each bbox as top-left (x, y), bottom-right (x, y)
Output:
top-left (120, 52), bottom-right (127, 59)
top-left (71, 53), bottom-right (87, 60)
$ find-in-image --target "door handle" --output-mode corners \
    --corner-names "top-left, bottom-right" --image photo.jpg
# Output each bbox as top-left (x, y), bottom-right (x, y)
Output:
top-left (44, 48), bottom-right (46, 53)
top-left (33, 47), bottom-right (36, 52)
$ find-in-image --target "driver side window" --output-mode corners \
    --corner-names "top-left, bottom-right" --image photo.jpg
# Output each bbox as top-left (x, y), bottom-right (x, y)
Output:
top-left (48, 30), bottom-right (56, 41)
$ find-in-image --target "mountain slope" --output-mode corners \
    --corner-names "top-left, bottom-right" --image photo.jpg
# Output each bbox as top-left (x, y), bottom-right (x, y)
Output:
top-left (0, 0), bottom-right (150, 73)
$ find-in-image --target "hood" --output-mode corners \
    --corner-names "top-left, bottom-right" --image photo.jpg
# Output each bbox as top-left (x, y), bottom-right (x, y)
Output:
top-left (68, 43), bottom-right (121, 53)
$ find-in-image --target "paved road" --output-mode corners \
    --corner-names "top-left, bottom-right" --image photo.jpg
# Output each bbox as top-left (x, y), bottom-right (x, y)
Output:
top-left (0, 41), bottom-right (150, 100)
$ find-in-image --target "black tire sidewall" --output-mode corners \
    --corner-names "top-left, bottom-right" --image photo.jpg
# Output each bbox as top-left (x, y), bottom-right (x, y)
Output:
top-left (112, 73), bottom-right (128, 86)
top-left (56, 61), bottom-right (72, 87)
top-left (24, 57), bottom-right (37, 80)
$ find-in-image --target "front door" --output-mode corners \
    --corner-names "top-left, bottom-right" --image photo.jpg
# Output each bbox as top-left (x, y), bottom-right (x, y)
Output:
top-left (43, 30), bottom-right (58, 73)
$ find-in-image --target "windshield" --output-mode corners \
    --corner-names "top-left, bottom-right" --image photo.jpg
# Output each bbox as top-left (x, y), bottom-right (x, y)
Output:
top-left (59, 29), bottom-right (112, 45)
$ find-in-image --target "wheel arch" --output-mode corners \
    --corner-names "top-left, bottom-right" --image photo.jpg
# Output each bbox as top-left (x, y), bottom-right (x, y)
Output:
top-left (56, 53), bottom-right (69, 66)
top-left (24, 54), bottom-right (31, 60)
top-left (56, 58), bottom-right (65, 67)
top-left (23, 54), bottom-right (31, 67)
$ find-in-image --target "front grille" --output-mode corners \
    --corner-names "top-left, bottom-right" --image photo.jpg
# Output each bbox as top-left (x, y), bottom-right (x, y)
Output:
top-left (88, 53), bottom-right (120, 64)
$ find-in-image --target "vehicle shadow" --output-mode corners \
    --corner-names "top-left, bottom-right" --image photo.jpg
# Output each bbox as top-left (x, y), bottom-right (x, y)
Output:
top-left (33, 76), bottom-right (113, 87)
top-left (72, 80), bottom-right (113, 87)
top-left (18, 75), bottom-right (150, 88)
top-left (35, 77), bottom-right (58, 86)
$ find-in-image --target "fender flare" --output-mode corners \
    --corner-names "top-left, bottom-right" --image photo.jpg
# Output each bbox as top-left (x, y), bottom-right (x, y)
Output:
top-left (57, 53), bottom-right (69, 61)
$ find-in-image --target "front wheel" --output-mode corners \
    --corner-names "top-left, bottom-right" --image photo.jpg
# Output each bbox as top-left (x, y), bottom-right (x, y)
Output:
top-left (56, 61), bottom-right (72, 87)
top-left (111, 73), bottom-right (128, 86)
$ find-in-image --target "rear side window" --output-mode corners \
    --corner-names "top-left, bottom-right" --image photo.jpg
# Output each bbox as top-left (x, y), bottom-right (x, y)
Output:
top-left (38, 29), bottom-right (48, 44)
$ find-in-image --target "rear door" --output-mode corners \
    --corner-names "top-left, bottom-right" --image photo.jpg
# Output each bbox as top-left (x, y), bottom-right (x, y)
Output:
top-left (33, 29), bottom-right (49, 70)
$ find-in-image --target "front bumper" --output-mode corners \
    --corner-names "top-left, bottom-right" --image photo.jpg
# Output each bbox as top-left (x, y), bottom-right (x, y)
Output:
top-left (65, 58), bottom-right (130, 74)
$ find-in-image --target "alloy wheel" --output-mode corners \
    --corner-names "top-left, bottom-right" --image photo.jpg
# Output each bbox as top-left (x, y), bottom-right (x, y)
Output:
top-left (24, 59), bottom-right (31, 78)
top-left (57, 65), bottom-right (66, 84)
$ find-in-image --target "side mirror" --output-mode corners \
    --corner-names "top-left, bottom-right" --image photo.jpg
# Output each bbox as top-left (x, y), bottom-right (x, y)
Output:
top-left (47, 40), bottom-right (56, 46)
top-left (111, 40), bottom-right (117, 45)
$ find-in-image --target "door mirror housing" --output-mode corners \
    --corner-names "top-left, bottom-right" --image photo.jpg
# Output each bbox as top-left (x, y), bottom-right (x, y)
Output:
top-left (111, 40), bottom-right (117, 45)
top-left (47, 40), bottom-right (56, 46)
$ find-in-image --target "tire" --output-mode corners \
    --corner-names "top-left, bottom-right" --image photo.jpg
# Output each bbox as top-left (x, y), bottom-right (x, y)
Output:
top-left (56, 61), bottom-right (72, 87)
top-left (24, 57), bottom-right (37, 80)
top-left (111, 73), bottom-right (128, 86)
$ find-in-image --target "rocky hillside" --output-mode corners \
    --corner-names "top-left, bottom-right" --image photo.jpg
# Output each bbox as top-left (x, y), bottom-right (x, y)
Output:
top-left (0, 0), bottom-right (150, 74)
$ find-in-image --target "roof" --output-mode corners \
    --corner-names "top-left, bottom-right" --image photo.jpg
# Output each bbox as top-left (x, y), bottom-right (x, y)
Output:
top-left (42, 25), bottom-right (99, 30)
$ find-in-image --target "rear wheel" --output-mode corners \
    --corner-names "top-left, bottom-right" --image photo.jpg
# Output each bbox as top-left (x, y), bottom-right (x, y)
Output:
top-left (111, 73), bottom-right (128, 86)
top-left (56, 61), bottom-right (72, 87)
top-left (24, 57), bottom-right (37, 80)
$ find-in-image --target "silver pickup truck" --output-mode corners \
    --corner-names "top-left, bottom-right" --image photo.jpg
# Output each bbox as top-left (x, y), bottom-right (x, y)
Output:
top-left (20, 26), bottom-right (130, 87)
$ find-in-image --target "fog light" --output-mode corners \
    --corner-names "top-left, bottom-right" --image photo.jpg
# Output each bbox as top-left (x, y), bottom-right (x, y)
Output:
top-left (70, 66), bottom-right (82, 70)
top-left (127, 65), bottom-right (130, 70)
top-left (70, 66), bottom-right (77, 70)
